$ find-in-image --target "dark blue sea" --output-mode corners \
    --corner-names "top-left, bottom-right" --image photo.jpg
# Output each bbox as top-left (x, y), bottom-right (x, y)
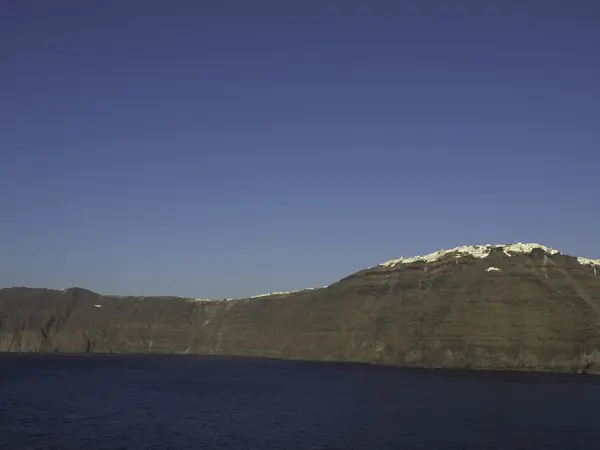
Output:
top-left (1, 355), bottom-right (600, 449)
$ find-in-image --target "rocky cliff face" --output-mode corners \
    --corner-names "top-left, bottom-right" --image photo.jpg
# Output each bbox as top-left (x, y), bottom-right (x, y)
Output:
top-left (2, 243), bottom-right (600, 373)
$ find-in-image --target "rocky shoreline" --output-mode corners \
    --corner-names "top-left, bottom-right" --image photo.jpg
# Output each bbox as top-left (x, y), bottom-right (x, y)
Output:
top-left (2, 244), bottom-right (599, 374)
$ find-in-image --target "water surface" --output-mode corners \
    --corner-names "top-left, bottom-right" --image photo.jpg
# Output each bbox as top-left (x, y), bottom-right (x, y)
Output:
top-left (1, 355), bottom-right (599, 449)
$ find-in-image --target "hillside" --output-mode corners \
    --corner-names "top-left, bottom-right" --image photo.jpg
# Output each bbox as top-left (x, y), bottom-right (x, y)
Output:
top-left (1, 243), bottom-right (600, 373)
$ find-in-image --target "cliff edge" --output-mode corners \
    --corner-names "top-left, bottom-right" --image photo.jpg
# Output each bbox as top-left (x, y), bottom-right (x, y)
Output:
top-left (1, 243), bottom-right (599, 373)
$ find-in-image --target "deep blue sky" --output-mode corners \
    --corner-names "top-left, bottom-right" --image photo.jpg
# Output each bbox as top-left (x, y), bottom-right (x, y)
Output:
top-left (2, 1), bottom-right (599, 298)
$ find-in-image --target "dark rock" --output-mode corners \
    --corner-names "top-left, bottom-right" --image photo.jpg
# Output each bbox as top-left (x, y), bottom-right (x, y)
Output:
top-left (1, 246), bottom-right (600, 374)
top-left (529, 248), bottom-right (547, 259)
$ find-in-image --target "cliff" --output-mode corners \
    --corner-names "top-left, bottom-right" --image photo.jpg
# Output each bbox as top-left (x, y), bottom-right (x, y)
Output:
top-left (2, 243), bottom-right (600, 373)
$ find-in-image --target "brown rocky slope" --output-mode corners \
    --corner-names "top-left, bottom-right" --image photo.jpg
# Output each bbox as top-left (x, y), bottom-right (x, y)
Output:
top-left (1, 243), bottom-right (600, 373)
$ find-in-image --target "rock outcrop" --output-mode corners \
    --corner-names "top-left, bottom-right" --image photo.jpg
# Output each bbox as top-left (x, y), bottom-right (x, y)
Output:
top-left (1, 243), bottom-right (600, 373)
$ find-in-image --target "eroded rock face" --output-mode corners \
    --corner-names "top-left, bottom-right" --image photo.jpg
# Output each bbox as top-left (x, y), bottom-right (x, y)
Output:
top-left (1, 245), bottom-right (600, 373)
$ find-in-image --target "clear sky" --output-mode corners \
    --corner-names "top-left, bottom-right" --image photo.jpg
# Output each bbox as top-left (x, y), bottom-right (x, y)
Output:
top-left (2, 1), bottom-right (599, 298)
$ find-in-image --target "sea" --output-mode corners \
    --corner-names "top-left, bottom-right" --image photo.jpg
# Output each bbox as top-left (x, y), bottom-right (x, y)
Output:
top-left (1, 354), bottom-right (600, 449)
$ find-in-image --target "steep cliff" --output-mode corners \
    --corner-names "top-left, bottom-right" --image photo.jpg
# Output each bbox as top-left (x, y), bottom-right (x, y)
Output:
top-left (2, 243), bottom-right (600, 373)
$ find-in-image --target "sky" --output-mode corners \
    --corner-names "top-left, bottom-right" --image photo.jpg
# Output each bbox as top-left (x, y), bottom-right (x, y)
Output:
top-left (1, 0), bottom-right (599, 298)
